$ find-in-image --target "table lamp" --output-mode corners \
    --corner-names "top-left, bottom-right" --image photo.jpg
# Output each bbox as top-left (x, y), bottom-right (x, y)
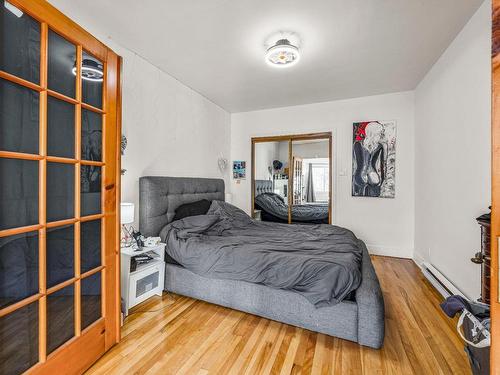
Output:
top-left (121, 202), bottom-right (135, 247)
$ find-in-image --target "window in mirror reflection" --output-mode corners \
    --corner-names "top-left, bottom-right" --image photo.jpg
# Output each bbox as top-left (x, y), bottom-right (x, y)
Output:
top-left (290, 139), bottom-right (329, 224)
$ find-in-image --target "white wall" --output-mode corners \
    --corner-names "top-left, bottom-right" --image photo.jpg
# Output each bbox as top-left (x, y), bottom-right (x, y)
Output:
top-left (414, 1), bottom-right (491, 300)
top-left (47, 1), bottom-right (232, 227)
top-left (275, 141), bottom-right (329, 163)
top-left (290, 141), bottom-right (329, 159)
top-left (231, 91), bottom-right (416, 258)
top-left (119, 52), bottom-right (231, 225)
top-left (254, 142), bottom-right (278, 180)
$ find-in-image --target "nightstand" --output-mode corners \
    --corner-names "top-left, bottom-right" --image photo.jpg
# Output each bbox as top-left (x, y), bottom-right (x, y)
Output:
top-left (120, 243), bottom-right (166, 316)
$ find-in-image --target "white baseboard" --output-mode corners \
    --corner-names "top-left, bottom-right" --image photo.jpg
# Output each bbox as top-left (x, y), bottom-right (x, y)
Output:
top-left (412, 252), bottom-right (426, 268)
top-left (411, 253), bottom-right (474, 300)
top-left (365, 244), bottom-right (413, 259)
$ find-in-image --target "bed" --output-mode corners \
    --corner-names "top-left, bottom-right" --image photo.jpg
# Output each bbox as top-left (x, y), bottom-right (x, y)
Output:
top-left (139, 176), bottom-right (385, 349)
top-left (254, 180), bottom-right (329, 224)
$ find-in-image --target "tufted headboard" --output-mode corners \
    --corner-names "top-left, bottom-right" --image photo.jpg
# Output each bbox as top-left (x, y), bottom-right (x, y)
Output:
top-left (139, 176), bottom-right (225, 237)
top-left (255, 180), bottom-right (273, 196)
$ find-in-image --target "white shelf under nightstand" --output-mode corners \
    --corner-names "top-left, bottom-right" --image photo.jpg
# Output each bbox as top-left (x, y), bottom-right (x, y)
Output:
top-left (120, 243), bottom-right (166, 316)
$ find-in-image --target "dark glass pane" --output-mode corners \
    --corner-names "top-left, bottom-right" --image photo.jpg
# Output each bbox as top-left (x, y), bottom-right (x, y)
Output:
top-left (0, 232), bottom-right (38, 309)
top-left (81, 166), bottom-right (101, 216)
top-left (47, 162), bottom-right (74, 222)
top-left (81, 51), bottom-right (103, 109)
top-left (81, 272), bottom-right (101, 330)
top-left (0, 3), bottom-right (40, 83)
top-left (81, 109), bottom-right (102, 161)
top-left (81, 220), bottom-right (101, 273)
top-left (47, 96), bottom-right (75, 158)
top-left (0, 79), bottom-right (39, 154)
top-left (47, 284), bottom-right (74, 354)
top-left (0, 301), bottom-right (38, 374)
top-left (48, 30), bottom-right (76, 98)
top-left (46, 225), bottom-right (74, 289)
top-left (0, 158), bottom-right (38, 230)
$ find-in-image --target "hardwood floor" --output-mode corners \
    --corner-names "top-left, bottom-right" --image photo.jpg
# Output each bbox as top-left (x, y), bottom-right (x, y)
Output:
top-left (86, 256), bottom-right (471, 375)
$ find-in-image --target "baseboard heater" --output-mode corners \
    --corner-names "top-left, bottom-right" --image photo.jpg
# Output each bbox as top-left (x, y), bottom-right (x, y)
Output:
top-left (421, 262), bottom-right (466, 299)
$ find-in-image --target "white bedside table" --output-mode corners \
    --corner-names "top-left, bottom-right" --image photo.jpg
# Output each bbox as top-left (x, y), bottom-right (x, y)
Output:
top-left (120, 243), bottom-right (166, 316)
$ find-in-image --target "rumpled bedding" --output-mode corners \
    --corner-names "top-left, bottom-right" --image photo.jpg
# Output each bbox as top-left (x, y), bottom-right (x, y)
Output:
top-left (254, 192), bottom-right (329, 222)
top-left (160, 201), bottom-right (362, 306)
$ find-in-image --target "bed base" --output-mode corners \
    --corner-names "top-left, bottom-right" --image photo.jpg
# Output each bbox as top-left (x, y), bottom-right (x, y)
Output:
top-left (164, 240), bottom-right (385, 349)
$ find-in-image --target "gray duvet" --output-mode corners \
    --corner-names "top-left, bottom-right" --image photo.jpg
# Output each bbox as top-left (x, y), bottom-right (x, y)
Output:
top-left (255, 192), bottom-right (329, 222)
top-left (160, 201), bottom-right (362, 307)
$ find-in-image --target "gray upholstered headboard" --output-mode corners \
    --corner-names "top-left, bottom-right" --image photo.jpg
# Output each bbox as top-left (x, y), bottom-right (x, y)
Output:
top-left (255, 180), bottom-right (273, 196)
top-left (139, 176), bottom-right (225, 237)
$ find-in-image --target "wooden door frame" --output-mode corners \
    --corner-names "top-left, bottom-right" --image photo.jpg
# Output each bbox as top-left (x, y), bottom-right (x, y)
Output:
top-left (0, 1), bottom-right (122, 373)
top-left (492, 1), bottom-right (500, 372)
top-left (251, 132), bottom-right (333, 224)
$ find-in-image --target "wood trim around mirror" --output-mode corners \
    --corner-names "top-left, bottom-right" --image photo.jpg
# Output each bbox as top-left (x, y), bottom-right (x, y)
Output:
top-left (251, 132), bottom-right (332, 224)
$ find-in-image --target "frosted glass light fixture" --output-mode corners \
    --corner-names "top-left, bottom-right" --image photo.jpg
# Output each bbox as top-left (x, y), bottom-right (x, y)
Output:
top-left (72, 59), bottom-right (104, 82)
top-left (265, 39), bottom-right (300, 68)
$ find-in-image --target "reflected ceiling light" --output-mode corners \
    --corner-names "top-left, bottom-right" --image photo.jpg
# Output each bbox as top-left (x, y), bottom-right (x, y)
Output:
top-left (265, 39), bottom-right (300, 68)
top-left (72, 59), bottom-right (104, 82)
top-left (4, 1), bottom-right (23, 17)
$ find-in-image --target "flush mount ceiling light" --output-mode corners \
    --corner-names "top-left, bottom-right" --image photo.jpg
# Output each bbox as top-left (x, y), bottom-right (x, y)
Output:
top-left (265, 38), bottom-right (300, 68)
top-left (72, 59), bottom-right (104, 82)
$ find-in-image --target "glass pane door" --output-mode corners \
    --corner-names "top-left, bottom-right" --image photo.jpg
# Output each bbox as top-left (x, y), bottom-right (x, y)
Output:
top-left (0, 1), bottom-right (119, 373)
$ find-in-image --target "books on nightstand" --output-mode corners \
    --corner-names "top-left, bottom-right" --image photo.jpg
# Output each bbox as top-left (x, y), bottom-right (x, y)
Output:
top-left (130, 251), bottom-right (160, 272)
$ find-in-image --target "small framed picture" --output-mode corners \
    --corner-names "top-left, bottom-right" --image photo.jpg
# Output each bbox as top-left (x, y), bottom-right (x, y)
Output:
top-left (232, 161), bottom-right (246, 179)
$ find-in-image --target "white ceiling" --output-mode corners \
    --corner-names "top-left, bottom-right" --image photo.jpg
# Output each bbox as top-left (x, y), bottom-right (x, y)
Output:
top-left (49, 0), bottom-right (483, 113)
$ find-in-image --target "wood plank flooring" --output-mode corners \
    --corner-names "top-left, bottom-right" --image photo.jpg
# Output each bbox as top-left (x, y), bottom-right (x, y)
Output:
top-left (86, 256), bottom-right (471, 375)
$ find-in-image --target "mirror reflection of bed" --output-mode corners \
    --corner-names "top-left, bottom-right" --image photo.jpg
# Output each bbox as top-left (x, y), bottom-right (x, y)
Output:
top-left (252, 134), bottom-right (331, 224)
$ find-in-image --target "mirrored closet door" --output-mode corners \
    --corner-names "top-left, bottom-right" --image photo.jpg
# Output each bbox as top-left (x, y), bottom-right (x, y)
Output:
top-left (290, 138), bottom-right (330, 224)
top-left (0, 1), bottom-right (121, 373)
top-left (251, 133), bottom-right (332, 224)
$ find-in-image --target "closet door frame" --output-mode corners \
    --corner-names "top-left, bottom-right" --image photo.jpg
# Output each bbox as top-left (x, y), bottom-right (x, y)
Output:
top-left (251, 132), bottom-right (332, 224)
top-left (0, 0), bottom-right (121, 373)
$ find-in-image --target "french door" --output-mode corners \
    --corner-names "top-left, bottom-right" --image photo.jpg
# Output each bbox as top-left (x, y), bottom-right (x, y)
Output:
top-left (0, 1), bottom-right (121, 374)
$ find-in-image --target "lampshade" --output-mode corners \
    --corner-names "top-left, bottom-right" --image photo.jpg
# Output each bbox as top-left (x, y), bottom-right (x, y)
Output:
top-left (225, 193), bottom-right (233, 204)
top-left (120, 202), bottom-right (134, 224)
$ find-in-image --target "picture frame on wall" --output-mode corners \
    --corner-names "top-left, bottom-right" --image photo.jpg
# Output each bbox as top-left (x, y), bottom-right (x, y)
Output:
top-left (352, 120), bottom-right (397, 198)
top-left (233, 160), bottom-right (246, 179)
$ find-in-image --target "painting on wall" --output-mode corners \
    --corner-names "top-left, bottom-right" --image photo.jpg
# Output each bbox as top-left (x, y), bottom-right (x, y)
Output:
top-left (233, 160), bottom-right (246, 179)
top-left (352, 120), bottom-right (396, 198)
